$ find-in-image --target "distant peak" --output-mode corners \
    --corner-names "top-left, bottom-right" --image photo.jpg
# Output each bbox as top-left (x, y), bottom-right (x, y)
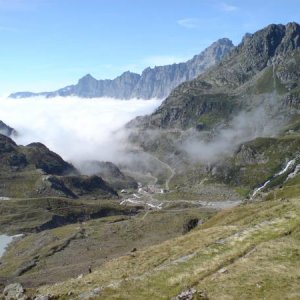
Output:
top-left (82, 73), bottom-right (95, 79)
top-left (215, 38), bottom-right (234, 46)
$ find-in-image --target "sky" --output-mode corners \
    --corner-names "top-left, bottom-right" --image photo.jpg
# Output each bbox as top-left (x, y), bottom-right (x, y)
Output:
top-left (0, 0), bottom-right (299, 95)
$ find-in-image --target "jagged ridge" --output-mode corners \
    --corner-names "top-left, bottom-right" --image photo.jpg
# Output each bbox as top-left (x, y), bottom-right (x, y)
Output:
top-left (9, 38), bottom-right (234, 99)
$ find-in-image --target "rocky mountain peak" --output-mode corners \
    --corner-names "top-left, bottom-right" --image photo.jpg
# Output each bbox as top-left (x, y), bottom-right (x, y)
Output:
top-left (233, 23), bottom-right (300, 70)
top-left (132, 22), bottom-right (300, 130)
top-left (78, 73), bottom-right (97, 84)
top-left (10, 38), bottom-right (234, 99)
top-left (0, 120), bottom-right (17, 137)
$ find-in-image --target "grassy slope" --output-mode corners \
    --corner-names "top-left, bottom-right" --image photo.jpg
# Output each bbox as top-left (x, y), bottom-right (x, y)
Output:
top-left (0, 207), bottom-right (214, 288)
top-left (0, 197), bottom-right (135, 234)
top-left (37, 176), bottom-right (300, 300)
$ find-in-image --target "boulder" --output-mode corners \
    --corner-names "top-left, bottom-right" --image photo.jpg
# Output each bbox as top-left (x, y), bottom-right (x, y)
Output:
top-left (2, 283), bottom-right (27, 300)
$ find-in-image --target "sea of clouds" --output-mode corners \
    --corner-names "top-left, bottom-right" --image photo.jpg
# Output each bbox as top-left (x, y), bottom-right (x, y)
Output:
top-left (0, 96), bottom-right (163, 163)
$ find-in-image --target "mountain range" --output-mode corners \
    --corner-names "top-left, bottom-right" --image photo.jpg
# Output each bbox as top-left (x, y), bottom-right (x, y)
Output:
top-left (9, 38), bottom-right (234, 99)
top-left (1, 22), bottom-right (300, 300)
top-left (131, 22), bottom-right (300, 130)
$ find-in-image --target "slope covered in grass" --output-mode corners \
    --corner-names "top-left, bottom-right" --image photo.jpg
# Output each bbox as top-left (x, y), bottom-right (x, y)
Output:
top-left (37, 177), bottom-right (300, 299)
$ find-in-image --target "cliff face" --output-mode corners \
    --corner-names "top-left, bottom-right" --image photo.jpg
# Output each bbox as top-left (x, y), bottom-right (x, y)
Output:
top-left (132, 23), bottom-right (300, 130)
top-left (0, 121), bottom-right (16, 137)
top-left (9, 38), bottom-right (234, 99)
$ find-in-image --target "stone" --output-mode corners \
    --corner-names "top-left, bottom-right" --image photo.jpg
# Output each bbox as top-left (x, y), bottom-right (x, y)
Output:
top-left (34, 296), bottom-right (50, 300)
top-left (3, 283), bottom-right (27, 300)
top-left (172, 288), bottom-right (197, 300)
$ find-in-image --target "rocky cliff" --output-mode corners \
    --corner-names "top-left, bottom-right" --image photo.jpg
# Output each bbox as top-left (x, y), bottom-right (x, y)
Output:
top-left (131, 23), bottom-right (300, 130)
top-left (0, 121), bottom-right (17, 137)
top-left (9, 38), bottom-right (234, 99)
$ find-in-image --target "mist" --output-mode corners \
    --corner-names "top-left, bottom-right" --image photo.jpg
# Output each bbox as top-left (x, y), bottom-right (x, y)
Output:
top-left (180, 105), bottom-right (286, 163)
top-left (0, 96), bottom-right (163, 163)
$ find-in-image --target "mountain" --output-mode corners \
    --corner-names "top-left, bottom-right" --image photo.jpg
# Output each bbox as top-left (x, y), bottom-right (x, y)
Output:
top-left (0, 120), bottom-right (17, 137)
top-left (2, 23), bottom-right (300, 299)
top-left (0, 134), bottom-right (118, 199)
top-left (131, 22), bottom-right (300, 130)
top-left (128, 22), bottom-right (300, 198)
top-left (9, 38), bottom-right (234, 99)
top-left (77, 160), bottom-right (138, 190)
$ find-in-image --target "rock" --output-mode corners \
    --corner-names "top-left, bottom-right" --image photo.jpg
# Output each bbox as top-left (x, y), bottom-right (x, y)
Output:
top-left (172, 288), bottom-right (197, 300)
top-left (34, 296), bottom-right (50, 300)
top-left (3, 283), bottom-right (27, 300)
top-left (131, 23), bottom-right (300, 131)
top-left (9, 39), bottom-right (234, 100)
top-left (0, 121), bottom-right (17, 137)
top-left (218, 267), bottom-right (228, 274)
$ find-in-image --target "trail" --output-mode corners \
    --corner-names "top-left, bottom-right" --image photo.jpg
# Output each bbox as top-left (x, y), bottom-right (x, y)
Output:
top-left (147, 153), bottom-right (176, 191)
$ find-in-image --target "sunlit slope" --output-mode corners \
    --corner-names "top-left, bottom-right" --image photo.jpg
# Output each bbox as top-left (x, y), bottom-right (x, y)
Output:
top-left (38, 177), bottom-right (300, 299)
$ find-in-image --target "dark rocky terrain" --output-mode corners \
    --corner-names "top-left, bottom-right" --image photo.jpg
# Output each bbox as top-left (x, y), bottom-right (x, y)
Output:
top-left (9, 38), bottom-right (234, 99)
top-left (0, 134), bottom-right (117, 199)
top-left (132, 23), bottom-right (300, 130)
top-left (0, 121), bottom-right (17, 137)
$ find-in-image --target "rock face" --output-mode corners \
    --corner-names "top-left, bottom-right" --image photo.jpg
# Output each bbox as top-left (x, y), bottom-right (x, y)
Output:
top-left (9, 38), bottom-right (234, 99)
top-left (2, 283), bottom-right (27, 300)
top-left (0, 121), bottom-right (17, 137)
top-left (132, 22), bottom-right (300, 130)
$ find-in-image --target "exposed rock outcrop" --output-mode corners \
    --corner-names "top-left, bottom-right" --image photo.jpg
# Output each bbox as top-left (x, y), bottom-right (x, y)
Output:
top-left (0, 121), bottom-right (17, 138)
top-left (131, 22), bottom-right (300, 130)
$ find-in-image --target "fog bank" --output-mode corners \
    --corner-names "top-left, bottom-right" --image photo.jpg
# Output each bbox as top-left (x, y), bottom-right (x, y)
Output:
top-left (0, 96), bottom-right (163, 162)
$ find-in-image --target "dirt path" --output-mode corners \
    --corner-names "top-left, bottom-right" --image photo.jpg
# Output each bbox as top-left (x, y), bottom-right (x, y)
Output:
top-left (147, 153), bottom-right (176, 190)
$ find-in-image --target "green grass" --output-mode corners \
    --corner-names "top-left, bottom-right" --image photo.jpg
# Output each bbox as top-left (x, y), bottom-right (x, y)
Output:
top-left (37, 189), bottom-right (300, 299)
top-left (0, 208), bottom-right (215, 288)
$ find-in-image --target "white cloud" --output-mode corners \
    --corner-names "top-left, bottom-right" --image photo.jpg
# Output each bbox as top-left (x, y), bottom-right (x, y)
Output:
top-left (0, 96), bottom-right (163, 163)
top-left (177, 18), bottom-right (201, 29)
top-left (219, 2), bottom-right (238, 12)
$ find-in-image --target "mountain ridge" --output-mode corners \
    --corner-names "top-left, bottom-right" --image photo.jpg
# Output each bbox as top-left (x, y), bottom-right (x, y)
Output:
top-left (130, 22), bottom-right (300, 130)
top-left (9, 38), bottom-right (234, 99)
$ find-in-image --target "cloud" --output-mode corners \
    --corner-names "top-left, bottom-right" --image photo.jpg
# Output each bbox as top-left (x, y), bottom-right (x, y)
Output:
top-left (219, 2), bottom-right (238, 12)
top-left (0, 96), bottom-right (163, 163)
top-left (177, 18), bottom-right (201, 29)
top-left (181, 102), bottom-right (284, 163)
top-left (142, 55), bottom-right (190, 67)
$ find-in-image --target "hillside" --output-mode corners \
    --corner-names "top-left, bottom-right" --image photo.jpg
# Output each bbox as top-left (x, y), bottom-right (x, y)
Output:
top-left (35, 175), bottom-right (300, 299)
top-left (1, 22), bottom-right (300, 300)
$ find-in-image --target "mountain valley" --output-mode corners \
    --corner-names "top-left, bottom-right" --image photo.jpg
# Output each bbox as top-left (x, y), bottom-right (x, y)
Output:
top-left (1, 22), bottom-right (300, 300)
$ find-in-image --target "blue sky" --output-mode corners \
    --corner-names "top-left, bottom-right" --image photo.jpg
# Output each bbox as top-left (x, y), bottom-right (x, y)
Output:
top-left (0, 0), bottom-right (299, 95)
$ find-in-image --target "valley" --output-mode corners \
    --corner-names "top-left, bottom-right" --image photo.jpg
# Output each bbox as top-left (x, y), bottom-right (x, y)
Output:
top-left (1, 21), bottom-right (300, 300)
